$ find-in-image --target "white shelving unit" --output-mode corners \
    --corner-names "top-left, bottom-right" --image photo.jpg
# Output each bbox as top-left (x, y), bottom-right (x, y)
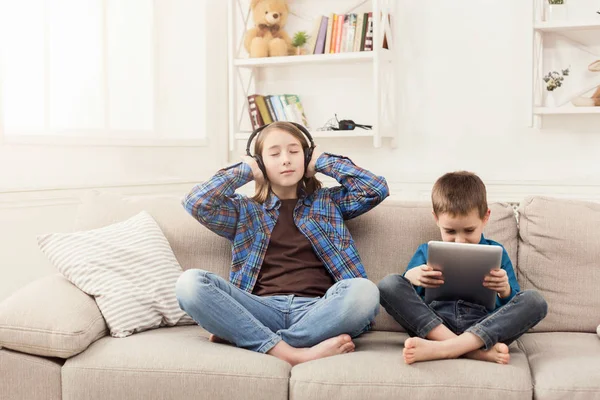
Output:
top-left (532, 1), bottom-right (600, 127)
top-left (227, 0), bottom-right (396, 152)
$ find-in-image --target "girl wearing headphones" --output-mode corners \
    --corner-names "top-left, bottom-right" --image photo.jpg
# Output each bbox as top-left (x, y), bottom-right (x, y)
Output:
top-left (176, 121), bottom-right (389, 365)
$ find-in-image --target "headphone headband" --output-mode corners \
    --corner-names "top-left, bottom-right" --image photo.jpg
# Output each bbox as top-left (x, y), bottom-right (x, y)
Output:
top-left (246, 122), bottom-right (314, 157)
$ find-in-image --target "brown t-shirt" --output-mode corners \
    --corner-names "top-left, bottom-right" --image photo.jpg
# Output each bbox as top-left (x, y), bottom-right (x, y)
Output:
top-left (253, 199), bottom-right (334, 297)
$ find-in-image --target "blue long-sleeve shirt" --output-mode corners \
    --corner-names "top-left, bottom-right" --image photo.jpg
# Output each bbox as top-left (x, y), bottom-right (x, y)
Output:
top-left (403, 235), bottom-right (520, 310)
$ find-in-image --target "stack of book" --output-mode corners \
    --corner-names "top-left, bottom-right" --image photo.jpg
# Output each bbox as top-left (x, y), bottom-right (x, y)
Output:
top-left (305, 12), bottom-right (379, 55)
top-left (247, 94), bottom-right (310, 131)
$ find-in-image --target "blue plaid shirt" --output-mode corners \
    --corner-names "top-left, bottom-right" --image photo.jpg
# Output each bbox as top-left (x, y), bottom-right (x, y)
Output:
top-left (183, 153), bottom-right (389, 292)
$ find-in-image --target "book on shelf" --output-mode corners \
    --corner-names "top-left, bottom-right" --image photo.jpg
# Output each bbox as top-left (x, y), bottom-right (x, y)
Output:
top-left (329, 14), bottom-right (338, 54)
top-left (364, 12), bottom-right (374, 51)
top-left (308, 11), bottom-right (382, 55)
top-left (247, 95), bottom-right (264, 130)
top-left (334, 15), bottom-right (344, 53)
top-left (314, 15), bottom-right (329, 54)
top-left (306, 16), bottom-right (322, 55)
top-left (254, 96), bottom-right (273, 125)
top-left (284, 94), bottom-right (310, 128)
top-left (359, 13), bottom-right (368, 51)
top-left (353, 13), bottom-right (365, 52)
top-left (247, 94), bottom-right (310, 130)
top-left (324, 13), bottom-right (334, 54)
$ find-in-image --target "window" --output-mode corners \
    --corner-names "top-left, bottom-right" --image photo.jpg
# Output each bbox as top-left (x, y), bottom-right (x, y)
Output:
top-left (0, 0), bottom-right (207, 145)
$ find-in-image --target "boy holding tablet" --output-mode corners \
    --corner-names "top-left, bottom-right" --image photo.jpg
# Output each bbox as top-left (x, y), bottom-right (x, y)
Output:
top-left (378, 171), bottom-right (547, 365)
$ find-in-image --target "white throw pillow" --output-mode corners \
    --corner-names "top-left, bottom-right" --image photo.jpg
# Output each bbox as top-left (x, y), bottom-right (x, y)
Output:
top-left (38, 211), bottom-right (193, 338)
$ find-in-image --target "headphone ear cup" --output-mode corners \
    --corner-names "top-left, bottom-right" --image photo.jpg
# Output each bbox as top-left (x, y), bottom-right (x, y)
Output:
top-left (304, 147), bottom-right (314, 171)
top-left (253, 155), bottom-right (267, 178)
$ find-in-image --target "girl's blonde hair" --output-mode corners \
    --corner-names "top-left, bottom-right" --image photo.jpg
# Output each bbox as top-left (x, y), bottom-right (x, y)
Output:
top-left (251, 122), bottom-right (322, 204)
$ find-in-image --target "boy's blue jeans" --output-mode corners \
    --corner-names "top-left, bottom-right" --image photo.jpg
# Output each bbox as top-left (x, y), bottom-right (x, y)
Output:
top-left (378, 274), bottom-right (548, 350)
top-left (175, 269), bottom-right (380, 353)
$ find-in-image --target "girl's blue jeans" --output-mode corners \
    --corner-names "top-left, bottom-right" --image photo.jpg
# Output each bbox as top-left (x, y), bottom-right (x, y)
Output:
top-left (176, 269), bottom-right (380, 353)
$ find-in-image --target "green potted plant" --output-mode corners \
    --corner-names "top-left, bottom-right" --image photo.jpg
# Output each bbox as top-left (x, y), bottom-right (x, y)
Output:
top-left (292, 31), bottom-right (309, 55)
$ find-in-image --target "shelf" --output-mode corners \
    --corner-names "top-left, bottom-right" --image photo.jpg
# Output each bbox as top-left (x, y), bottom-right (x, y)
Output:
top-left (233, 49), bottom-right (391, 68)
top-left (234, 129), bottom-right (375, 140)
top-left (228, 0), bottom-right (397, 150)
top-left (534, 107), bottom-right (600, 115)
top-left (534, 21), bottom-right (600, 32)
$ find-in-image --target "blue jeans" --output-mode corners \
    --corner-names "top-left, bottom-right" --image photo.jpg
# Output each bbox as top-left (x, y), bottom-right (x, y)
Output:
top-left (377, 274), bottom-right (548, 350)
top-left (175, 269), bottom-right (380, 353)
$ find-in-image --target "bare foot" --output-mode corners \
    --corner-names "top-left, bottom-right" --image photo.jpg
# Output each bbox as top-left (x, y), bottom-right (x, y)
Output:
top-left (267, 334), bottom-right (355, 366)
top-left (209, 334), bottom-right (233, 345)
top-left (465, 343), bottom-right (510, 364)
top-left (403, 337), bottom-right (453, 364)
top-left (295, 334), bottom-right (355, 365)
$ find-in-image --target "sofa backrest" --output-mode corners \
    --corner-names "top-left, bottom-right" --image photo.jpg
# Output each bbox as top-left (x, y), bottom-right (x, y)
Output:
top-left (75, 191), bottom-right (233, 278)
top-left (75, 191), bottom-right (519, 333)
top-left (517, 196), bottom-right (600, 333)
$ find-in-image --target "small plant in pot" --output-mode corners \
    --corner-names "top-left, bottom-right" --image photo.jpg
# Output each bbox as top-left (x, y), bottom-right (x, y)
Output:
top-left (292, 31), bottom-right (309, 55)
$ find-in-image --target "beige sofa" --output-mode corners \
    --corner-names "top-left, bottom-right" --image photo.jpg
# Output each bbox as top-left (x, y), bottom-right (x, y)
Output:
top-left (1, 191), bottom-right (599, 400)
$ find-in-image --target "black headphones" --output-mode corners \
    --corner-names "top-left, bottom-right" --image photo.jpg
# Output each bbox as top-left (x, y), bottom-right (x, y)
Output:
top-left (331, 114), bottom-right (372, 131)
top-left (246, 122), bottom-right (315, 178)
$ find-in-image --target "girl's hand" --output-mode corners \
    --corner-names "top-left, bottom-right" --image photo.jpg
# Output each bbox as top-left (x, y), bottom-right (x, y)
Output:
top-left (483, 268), bottom-right (511, 298)
top-left (304, 145), bottom-right (321, 178)
top-left (404, 265), bottom-right (444, 288)
top-left (241, 155), bottom-right (265, 184)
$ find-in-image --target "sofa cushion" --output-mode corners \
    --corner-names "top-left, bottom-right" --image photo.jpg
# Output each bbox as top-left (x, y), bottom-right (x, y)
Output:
top-left (518, 332), bottom-right (600, 400)
top-left (75, 190), bottom-right (232, 278)
top-left (62, 326), bottom-right (290, 400)
top-left (347, 200), bottom-right (518, 331)
top-left (518, 196), bottom-right (600, 332)
top-left (38, 211), bottom-right (194, 338)
top-left (289, 331), bottom-right (532, 400)
top-left (0, 348), bottom-right (63, 400)
top-left (0, 274), bottom-right (107, 358)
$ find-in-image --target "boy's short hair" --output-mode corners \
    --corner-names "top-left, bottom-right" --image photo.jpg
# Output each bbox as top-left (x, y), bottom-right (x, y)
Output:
top-left (432, 171), bottom-right (488, 218)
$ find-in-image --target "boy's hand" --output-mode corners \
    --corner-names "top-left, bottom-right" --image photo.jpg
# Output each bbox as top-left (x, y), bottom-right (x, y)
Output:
top-left (241, 155), bottom-right (265, 184)
top-left (304, 145), bottom-right (321, 178)
top-left (483, 268), bottom-right (511, 298)
top-left (405, 265), bottom-right (444, 288)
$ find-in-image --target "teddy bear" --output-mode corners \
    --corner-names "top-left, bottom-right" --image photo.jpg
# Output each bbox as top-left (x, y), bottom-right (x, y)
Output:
top-left (244, 0), bottom-right (293, 58)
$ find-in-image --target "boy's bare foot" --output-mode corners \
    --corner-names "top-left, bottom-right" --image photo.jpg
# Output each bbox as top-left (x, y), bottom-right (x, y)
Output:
top-left (209, 334), bottom-right (233, 345)
top-left (465, 343), bottom-right (510, 364)
top-left (268, 334), bottom-right (355, 366)
top-left (403, 337), bottom-right (453, 364)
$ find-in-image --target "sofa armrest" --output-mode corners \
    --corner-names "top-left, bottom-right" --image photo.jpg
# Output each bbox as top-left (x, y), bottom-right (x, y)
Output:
top-left (0, 274), bottom-right (107, 358)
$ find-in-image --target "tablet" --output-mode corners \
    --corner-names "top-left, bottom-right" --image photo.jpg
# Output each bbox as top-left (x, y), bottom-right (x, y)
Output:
top-left (423, 241), bottom-right (502, 311)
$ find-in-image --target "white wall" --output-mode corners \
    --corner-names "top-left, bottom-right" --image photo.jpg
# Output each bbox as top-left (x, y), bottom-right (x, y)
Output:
top-left (2, 0), bottom-right (600, 301)
top-left (387, 1), bottom-right (596, 200)
top-left (0, 2), bottom-right (228, 301)
top-left (358, 0), bottom-right (600, 200)
top-left (232, 0), bottom-right (600, 201)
